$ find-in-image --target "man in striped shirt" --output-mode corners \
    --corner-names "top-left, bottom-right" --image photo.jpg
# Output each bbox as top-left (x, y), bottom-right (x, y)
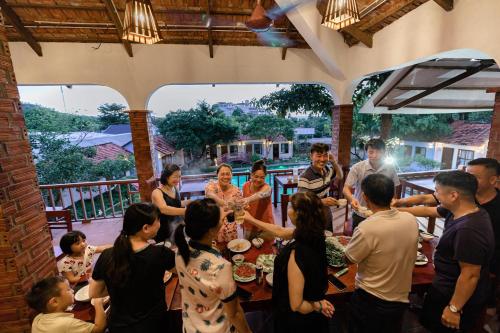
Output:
top-left (298, 143), bottom-right (343, 231)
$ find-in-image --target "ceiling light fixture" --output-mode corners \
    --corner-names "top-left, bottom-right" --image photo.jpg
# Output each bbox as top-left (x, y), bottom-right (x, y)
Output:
top-left (321, 0), bottom-right (360, 31)
top-left (122, 0), bottom-right (162, 44)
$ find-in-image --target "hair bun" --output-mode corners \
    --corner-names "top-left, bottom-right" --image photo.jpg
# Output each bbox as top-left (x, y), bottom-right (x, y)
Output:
top-left (254, 159), bottom-right (265, 165)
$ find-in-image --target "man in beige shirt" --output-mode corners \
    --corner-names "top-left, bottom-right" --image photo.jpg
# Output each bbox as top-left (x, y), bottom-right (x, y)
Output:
top-left (345, 174), bottom-right (419, 333)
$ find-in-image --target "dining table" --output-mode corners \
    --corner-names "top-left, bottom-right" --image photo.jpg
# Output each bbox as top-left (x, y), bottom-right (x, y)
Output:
top-left (72, 236), bottom-right (437, 331)
top-left (169, 237), bottom-right (438, 312)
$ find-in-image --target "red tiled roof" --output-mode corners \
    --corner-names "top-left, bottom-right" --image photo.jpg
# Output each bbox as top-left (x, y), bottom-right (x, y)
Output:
top-left (440, 121), bottom-right (490, 146)
top-left (154, 135), bottom-right (175, 155)
top-left (91, 143), bottom-right (131, 163)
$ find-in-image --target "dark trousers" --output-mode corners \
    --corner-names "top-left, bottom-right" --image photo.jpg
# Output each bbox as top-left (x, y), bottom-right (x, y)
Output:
top-left (349, 288), bottom-right (407, 333)
top-left (351, 213), bottom-right (365, 232)
top-left (420, 285), bottom-right (484, 333)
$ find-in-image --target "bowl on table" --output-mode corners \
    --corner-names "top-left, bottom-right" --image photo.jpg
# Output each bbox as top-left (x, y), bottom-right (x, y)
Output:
top-left (232, 254), bottom-right (245, 265)
top-left (420, 231), bottom-right (435, 242)
top-left (75, 285), bottom-right (91, 302)
top-left (228, 239), bottom-right (251, 253)
top-left (266, 273), bottom-right (273, 287)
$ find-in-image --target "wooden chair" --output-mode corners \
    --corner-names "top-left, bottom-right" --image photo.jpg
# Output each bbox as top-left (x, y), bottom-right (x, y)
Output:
top-left (45, 207), bottom-right (72, 238)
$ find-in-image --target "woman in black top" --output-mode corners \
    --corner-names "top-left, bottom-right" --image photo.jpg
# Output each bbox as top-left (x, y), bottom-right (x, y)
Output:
top-left (90, 203), bottom-right (175, 333)
top-left (151, 164), bottom-right (186, 244)
top-left (244, 191), bottom-right (334, 332)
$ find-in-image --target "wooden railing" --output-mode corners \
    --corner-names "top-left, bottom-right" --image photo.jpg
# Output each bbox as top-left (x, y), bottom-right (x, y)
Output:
top-left (40, 168), bottom-right (446, 224)
top-left (40, 179), bottom-right (141, 223)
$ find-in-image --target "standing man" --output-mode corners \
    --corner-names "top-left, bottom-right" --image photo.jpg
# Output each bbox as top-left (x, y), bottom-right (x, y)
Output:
top-left (297, 143), bottom-right (343, 231)
top-left (399, 171), bottom-right (494, 332)
top-left (343, 138), bottom-right (400, 230)
top-left (344, 174), bottom-right (419, 333)
top-left (394, 157), bottom-right (499, 330)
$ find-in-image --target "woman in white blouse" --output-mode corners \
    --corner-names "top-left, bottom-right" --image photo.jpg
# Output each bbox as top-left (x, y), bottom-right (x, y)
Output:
top-left (174, 198), bottom-right (251, 333)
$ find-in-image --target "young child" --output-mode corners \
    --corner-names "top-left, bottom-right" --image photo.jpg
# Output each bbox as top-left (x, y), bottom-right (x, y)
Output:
top-left (58, 231), bottom-right (112, 285)
top-left (26, 276), bottom-right (106, 333)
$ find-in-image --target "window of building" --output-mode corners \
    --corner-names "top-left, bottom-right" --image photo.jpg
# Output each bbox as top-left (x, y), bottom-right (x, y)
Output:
top-left (254, 143), bottom-right (262, 155)
top-left (415, 147), bottom-right (427, 157)
top-left (229, 145), bottom-right (238, 156)
top-left (280, 143), bottom-right (289, 154)
top-left (456, 149), bottom-right (474, 168)
top-left (403, 145), bottom-right (412, 157)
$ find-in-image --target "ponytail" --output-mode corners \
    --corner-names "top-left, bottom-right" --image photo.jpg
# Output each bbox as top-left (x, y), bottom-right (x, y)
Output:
top-left (174, 224), bottom-right (190, 265)
top-left (174, 198), bottom-right (220, 266)
top-left (108, 233), bottom-right (133, 288)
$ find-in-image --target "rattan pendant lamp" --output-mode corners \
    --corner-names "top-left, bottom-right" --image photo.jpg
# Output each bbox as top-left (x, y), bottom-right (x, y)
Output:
top-left (321, 0), bottom-right (360, 30)
top-left (122, 0), bottom-right (162, 44)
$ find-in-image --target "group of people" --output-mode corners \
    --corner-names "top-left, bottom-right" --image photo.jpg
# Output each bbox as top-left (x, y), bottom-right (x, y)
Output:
top-left (25, 139), bottom-right (499, 333)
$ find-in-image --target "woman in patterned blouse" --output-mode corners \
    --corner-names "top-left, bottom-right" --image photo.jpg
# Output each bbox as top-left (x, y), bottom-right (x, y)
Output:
top-left (174, 198), bottom-right (251, 333)
top-left (205, 164), bottom-right (242, 242)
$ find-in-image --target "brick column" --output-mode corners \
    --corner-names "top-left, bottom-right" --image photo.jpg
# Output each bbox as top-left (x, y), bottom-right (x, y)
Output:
top-left (486, 91), bottom-right (500, 161)
top-left (127, 110), bottom-right (157, 202)
top-left (0, 17), bottom-right (57, 333)
top-left (380, 113), bottom-right (392, 140)
top-left (331, 104), bottom-right (353, 167)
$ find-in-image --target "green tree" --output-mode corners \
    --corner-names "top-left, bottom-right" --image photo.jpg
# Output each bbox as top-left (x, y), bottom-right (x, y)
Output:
top-left (31, 132), bottom-right (135, 184)
top-left (157, 102), bottom-right (238, 160)
top-left (97, 103), bottom-right (129, 129)
top-left (22, 103), bottom-right (100, 132)
top-left (258, 84), bottom-right (334, 117)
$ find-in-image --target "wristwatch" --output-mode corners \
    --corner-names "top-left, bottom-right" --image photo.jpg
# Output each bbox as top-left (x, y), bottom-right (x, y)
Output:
top-left (448, 304), bottom-right (462, 314)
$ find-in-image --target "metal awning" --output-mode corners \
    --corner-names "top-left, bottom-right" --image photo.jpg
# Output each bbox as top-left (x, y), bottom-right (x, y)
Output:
top-left (360, 58), bottom-right (500, 114)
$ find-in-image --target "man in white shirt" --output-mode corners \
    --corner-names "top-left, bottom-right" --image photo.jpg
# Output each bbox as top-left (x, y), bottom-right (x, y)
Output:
top-left (345, 174), bottom-right (419, 333)
top-left (343, 138), bottom-right (400, 231)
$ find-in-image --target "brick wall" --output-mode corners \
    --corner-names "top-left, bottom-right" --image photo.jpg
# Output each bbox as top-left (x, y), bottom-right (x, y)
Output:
top-left (0, 17), bottom-right (57, 333)
top-left (487, 92), bottom-right (500, 161)
top-left (127, 110), bottom-right (156, 202)
top-left (331, 104), bottom-right (353, 167)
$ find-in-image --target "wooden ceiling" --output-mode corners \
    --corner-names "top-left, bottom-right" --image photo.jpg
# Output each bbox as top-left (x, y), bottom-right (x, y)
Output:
top-left (0, 0), bottom-right (454, 58)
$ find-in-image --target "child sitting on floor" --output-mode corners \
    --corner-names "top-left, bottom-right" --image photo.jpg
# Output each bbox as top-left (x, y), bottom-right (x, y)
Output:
top-left (26, 276), bottom-right (106, 333)
top-left (58, 231), bottom-right (112, 286)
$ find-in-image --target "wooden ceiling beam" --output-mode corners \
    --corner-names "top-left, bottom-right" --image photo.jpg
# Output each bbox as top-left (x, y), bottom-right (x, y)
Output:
top-left (0, 0), bottom-right (42, 56)
top-left (341, 25), bottom-right (373, 48)
top-left (433, 0), bottom-right (454, 11)
top-left (389, 60), bottom-right (496, 110)
top-left (102, 0), bottom-right (133, 57)
top-left (281, 20), bottom-right (291, 60)
top-left (206, 0), bottom-right (214, 58)
top-left (357, 0), bottom-right (420, 31)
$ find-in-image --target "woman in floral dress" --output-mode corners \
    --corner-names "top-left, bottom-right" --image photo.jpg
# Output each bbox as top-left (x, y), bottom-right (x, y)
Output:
top-left (174, 199), bottom-right (251, 333)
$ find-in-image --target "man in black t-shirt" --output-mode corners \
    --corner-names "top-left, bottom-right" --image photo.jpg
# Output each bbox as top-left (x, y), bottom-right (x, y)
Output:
top-left (400, 171), bottom-right (494, 332)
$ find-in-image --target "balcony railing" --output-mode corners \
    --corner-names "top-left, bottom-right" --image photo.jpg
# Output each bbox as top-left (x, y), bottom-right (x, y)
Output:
top-left (40, 168), bottom-right (445, 224)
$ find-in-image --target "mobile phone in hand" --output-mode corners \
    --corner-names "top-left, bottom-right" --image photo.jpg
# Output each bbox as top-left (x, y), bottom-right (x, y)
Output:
top-left (328, 274), bottom-right (347, 291)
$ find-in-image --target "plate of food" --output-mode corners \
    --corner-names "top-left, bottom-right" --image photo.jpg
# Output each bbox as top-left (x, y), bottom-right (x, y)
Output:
top-left (227, 239), bottom-right (251, 253)
top-left (415, 251), bottom-right (429, 266)
top-left (326, 237), bottom-right (346, 267)
top-left (256, 254), bottom-right (276, 273)
top-left (75, 285), bottom-right (91, 302)
top-left (266, 273), bottom-right (273, 287)
top-left (233, 262), bottom-right (256, 282)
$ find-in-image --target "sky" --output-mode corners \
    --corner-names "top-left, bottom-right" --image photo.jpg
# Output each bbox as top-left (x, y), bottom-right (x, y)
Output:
top-left (18, 84), bottom-right (291, 117)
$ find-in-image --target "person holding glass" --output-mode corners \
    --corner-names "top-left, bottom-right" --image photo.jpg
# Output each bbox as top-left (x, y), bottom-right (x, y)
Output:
top-left (243, 192), bottom-right (335, 332)
top-left (205, 163), bottom-right (242, 242)
top-left (241, 160), bottom-right (273, 240)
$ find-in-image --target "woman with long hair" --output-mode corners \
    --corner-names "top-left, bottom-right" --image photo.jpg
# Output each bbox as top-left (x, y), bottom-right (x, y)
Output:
top-left (174, 198), bottom-right (251, 333)
top-left (89, 203), bottom-right (175, 332)
top-left (241, 160), bottom-right (274, 240)
top-left (244, 192), bottom-right (334, 332)
top-left (151, 164), bottom-right (186, 244)
top-left (205, 163), bottom-right (242, 242)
